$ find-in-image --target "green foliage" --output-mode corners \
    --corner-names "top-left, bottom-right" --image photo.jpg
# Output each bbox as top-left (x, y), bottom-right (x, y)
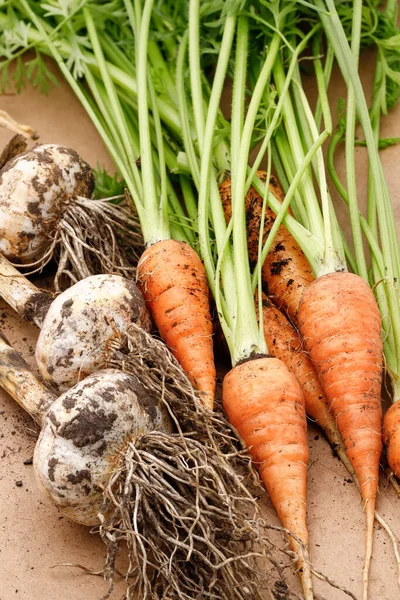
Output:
top-left (355, 136), bottom-right (400, 150)
top-left (373, 4), bottom-right (400, 111)
top-left (41, 0), bottom-right (81, 18)
top-left (0, 0), bottom-right (128, 94)
top-left (0, 42), bottom-right (59, 94)
top-left (92, 166), bottom-right (125, 200)
top-left (335, 0), bottom-right (400, 113)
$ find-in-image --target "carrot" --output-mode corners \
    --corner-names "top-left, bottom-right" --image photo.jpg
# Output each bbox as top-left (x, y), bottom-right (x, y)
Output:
top-left (260, 293), bottom-right (400, 570)
top-left (137, 239), bottom-right (216, 409)
top-left (383, 403), bottom-right (400, 478)
top-left (220, 172), bottom-right (314, 325)
top-left (297, 271), bottom-right (383, 597)
top-left (258, 294), bottom-right (355, 472)
top-left (223, 356), bottom-right (313, 600)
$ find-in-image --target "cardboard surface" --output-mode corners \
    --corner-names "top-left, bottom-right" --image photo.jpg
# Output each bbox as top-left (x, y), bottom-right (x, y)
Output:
top-left (1, 54), bottom-right (400, 600)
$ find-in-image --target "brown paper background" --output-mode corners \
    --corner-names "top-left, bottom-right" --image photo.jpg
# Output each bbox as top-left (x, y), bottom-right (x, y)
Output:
top-left (1, 50), bottom-right (400, 600)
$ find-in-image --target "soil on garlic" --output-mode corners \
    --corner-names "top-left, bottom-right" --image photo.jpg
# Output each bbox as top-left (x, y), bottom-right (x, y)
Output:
top-left (35, 369), bottom-right (170, 525)
top-left (0, 144), bottom-right (93, 263)
top-left (35, 274), bottom-right (152, 391)
top-left (0, 143), bottom-right (142, 288)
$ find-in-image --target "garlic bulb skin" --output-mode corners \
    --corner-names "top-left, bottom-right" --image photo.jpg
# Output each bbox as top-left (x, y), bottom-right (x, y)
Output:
top-left (35, 274), bottom-right (152, 391)
top-left (0, 144), bottom-right (93, 263)
top-left (34, 369), bottom-right (170, 525)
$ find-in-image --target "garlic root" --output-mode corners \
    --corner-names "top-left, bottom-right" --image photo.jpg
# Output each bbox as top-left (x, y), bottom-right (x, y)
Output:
top-left (0, 330), bottom-right (292, 600)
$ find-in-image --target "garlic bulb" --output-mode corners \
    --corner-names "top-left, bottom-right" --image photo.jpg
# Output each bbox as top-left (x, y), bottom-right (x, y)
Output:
top-left (0, 144), bottom-right (93, 263)
top-left (0, 335), bottom-right (170, 525)
top-left (0, 254), bottom-right (152, 391)
top-left (35, 369), bottom-right (170, 525)
top-left (0, 143), bottom-right (141, 288)
top-left (36, 274), bottom-right (152, 391)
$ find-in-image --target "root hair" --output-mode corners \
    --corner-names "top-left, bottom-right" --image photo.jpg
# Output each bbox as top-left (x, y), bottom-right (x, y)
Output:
top-left (98, 324), bottom-right (291, 599)
top-left (12, 196), bottom-right (142, 291)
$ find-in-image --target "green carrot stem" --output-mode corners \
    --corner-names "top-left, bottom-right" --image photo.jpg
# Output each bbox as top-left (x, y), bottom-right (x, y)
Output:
top-left (115, 85), bottom-right (182, 180)
top-left (230, 29), bottom-right (283, 361)
top-left (83, 69), bottom-right (144, 202)
top-left (327, 135), bottom-right (387, 277)
top-left (227, 18), bottom-right (266, 361)
top-left (179, 175), bottom-right (198, 230)
top-left (101, 33), bottom-right (135, 79)
top-left (344, 0), bottom-right (368, 281)
top-left (189, 0), bottom-right (205, 152)
top-left (151, 12), bottom-right (177, 61)
top-left (272, 54), bottom-right (325, 242)
top-left (256, 148), bottom-right (272, 349)
top-left (289, 32), bottom-right (330, 179)
top-left (270, 140), bottom-right (290, 194)
top-left (194, 4), bottom-right (236, 311)
top-left (83, 69), bottom-right (128, 167)
top-left (176, 31), bottom-right (201, 189)
top-left (135, 0), bottom-right (170, 244)
top-left (147, 38), bottom-right (177, 104)
top-left (87, 66), bottom-right (191, 247)
top-left (214, 217), bottom-right (235, 355)
top-left (314, 41), bottom-right (334, 129)
top-left (147, 63), bottom-right (170, 235)
top-left (273, 130), bottom-right (309, 226)
top-left (231, 15), bottom-right (249, 193)
top-left (84, 9), bottom-right (137, 188)
top-left (367, 60), bottom-right (382, 239)
top-left (366, 2), bottom-right (400, 382)
top-left (311, 36), bottom-right (354, 273)
top-left (165, 184), bottom-right (192, 245)
top-left (294, 81), bottom-right (345, 275)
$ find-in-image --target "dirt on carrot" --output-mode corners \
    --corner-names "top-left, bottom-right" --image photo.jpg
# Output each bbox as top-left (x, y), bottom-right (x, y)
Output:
top-left (220, 172), bottom-right (314, 324)
top-left (137, 239), bottom-right (216, 409)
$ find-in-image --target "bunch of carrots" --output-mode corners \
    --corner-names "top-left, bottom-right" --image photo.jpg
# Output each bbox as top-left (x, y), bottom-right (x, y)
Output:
top-left (1, 0), bottom-right (400, 599)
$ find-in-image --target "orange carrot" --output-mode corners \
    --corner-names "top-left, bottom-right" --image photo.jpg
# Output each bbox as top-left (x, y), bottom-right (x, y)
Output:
top-left (137, 239), bottom-right (216, 409)
top-left (223, 356), bottom-right (313, 600)
top-left (383, 402), bottom-right (400, 478)
top-left (258, 294), bottom-right (355, 472)
top-left (297, 271), bottom-right (383, 596)
top-left (220, 173), bottom-right (314, 324)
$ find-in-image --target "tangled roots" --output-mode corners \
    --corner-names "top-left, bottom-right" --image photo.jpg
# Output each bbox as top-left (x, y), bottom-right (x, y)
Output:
top-left (54, 196), bottom-right (142, 290)
top-left (16, 196), bottom-right (143, 291)
top-left (96, 325), bottom-right (296, 599)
